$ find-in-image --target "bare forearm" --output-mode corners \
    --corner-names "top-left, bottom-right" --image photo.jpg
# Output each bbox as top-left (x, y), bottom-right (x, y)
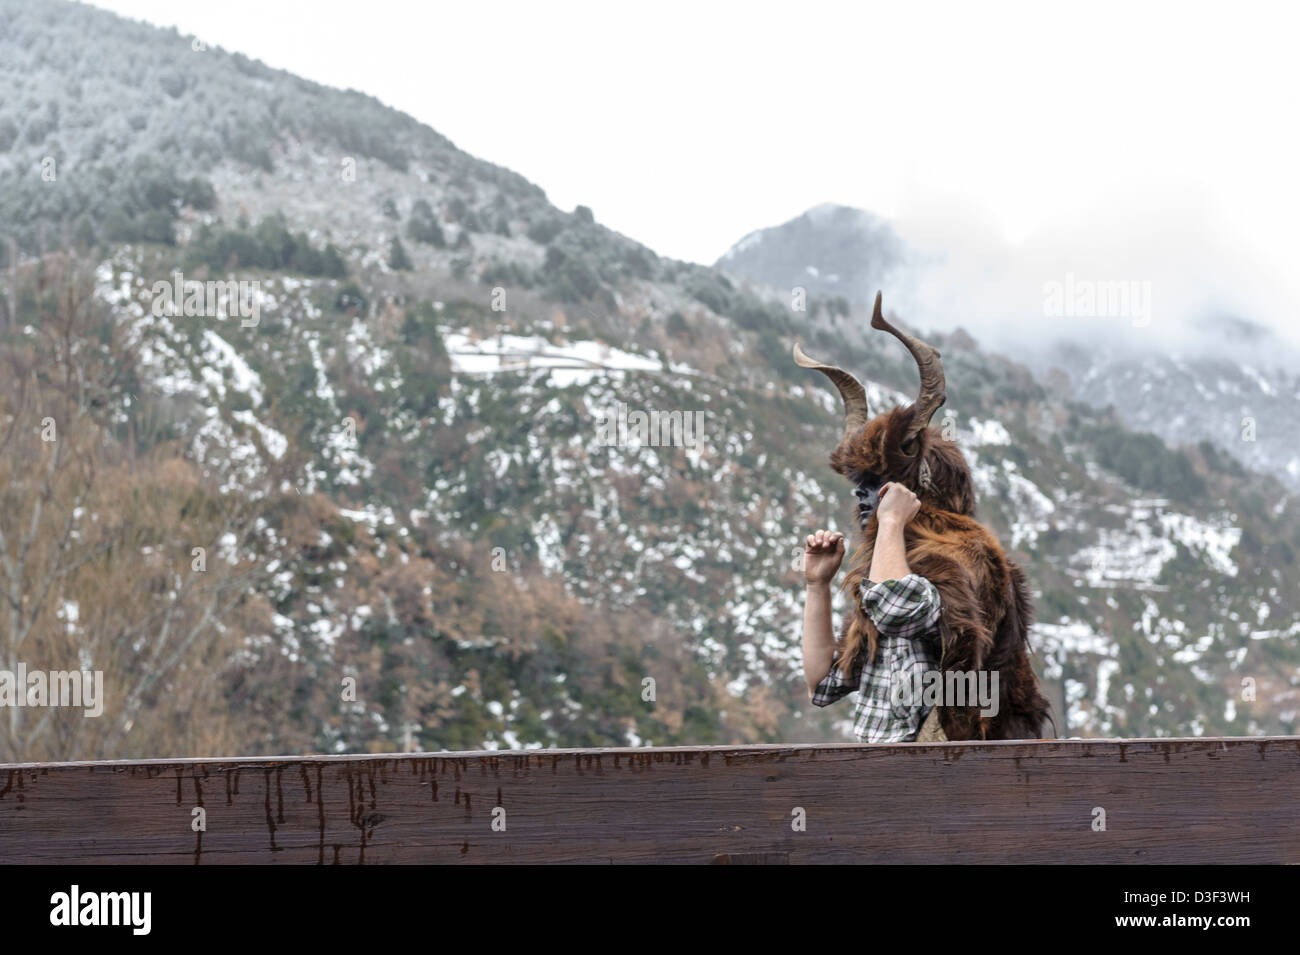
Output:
top-left (868, 517), bottom-right (911, 582)
top-left (802, 583), bottom-right (836, 697)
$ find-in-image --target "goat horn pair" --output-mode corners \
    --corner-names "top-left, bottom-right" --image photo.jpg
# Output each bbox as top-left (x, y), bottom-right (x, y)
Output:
top-left (792, 291), bottom-right (946, 453)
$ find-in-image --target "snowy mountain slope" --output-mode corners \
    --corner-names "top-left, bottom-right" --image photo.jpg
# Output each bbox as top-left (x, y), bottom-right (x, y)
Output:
top-left (2, 0), bottom-right (1299, 758)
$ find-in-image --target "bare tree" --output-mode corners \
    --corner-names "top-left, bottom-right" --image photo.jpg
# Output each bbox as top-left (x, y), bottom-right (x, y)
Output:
top-left (0, 254), bottom-right (290, 761)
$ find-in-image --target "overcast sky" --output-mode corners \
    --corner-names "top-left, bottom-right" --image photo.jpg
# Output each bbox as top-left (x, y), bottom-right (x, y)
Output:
top-left (89, 0), bottom-right (1300, 350)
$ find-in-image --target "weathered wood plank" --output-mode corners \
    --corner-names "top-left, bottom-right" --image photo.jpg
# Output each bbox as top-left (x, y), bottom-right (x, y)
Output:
top-left (1, 738), bottom-right (1297, 864)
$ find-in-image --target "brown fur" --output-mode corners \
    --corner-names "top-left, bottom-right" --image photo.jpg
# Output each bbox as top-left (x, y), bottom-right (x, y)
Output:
top-left (832, 406), bottom-right (1053, 740)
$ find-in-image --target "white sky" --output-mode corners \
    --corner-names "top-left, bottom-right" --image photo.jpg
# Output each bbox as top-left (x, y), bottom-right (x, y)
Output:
top-left (87, 0), bottom-right (1300, 348)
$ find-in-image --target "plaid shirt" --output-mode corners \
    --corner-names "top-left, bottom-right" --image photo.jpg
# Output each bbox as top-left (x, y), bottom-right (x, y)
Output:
top-left (811, 573), bottom-right (942, 742)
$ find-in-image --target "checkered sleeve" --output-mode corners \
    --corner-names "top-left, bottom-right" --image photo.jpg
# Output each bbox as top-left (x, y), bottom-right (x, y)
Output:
top-left (810, 647), bottom-right (862, 707)
top-left (862, 574), bottom-right (942, 639)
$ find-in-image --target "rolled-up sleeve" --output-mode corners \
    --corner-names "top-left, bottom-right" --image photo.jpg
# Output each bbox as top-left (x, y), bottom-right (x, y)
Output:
top-left (810, 649), bottom-right (862, 707)
top-left (862, 574), bottom-right (942, 640)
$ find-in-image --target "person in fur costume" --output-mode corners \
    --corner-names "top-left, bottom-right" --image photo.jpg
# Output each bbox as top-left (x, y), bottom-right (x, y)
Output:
top-left (798, 293), bottom-right (1053, 742)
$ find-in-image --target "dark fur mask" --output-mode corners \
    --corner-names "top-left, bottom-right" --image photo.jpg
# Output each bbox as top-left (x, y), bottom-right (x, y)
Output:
top-left (831, 408), bottom-right (976, 523)
top-left (795, 291), bottom-right (973, 518)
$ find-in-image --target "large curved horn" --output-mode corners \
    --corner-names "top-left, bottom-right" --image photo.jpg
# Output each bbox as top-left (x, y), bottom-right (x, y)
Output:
top-left (870, 291), bottom-right (945, 451)
top-left (792, 341), bottom-right (869, 437)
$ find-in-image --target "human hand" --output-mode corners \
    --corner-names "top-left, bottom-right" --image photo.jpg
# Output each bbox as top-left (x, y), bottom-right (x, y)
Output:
top-left (875, 482), bottom-right (921, 529)
top-left (803, 529), bottom-right (845, 585)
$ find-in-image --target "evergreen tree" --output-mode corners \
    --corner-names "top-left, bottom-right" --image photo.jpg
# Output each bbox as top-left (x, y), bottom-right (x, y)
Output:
top-left (406, 199), bottom-right (446, 247)
top-left (388, 235), bottom-right (413, 270)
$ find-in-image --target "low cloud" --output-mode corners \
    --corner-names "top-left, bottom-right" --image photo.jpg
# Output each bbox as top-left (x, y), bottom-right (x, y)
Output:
top-left (884, 185), bottom-right (1300, 367)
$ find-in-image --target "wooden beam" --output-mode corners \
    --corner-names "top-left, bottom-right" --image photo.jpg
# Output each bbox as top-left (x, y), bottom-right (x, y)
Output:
top-left (2, 737), bottom-right (1297, 864)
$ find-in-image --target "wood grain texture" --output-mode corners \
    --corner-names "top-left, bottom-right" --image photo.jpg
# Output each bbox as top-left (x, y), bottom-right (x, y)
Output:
top-left (1, 738), bottom-right (1297, 864)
